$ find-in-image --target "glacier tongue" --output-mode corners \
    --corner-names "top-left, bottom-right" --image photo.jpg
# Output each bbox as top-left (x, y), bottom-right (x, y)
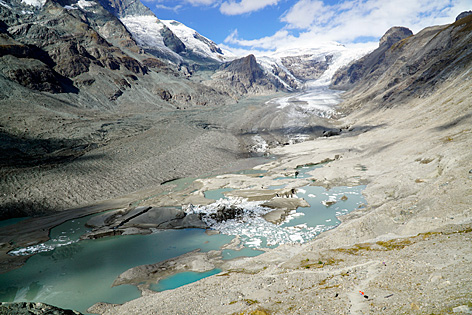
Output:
top-left (257, 43), bottom-right (375, 90)
top-left (260, 43), bottom-right (375, 119)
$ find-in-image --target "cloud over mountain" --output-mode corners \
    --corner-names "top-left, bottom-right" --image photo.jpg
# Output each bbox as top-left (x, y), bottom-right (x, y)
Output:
top-left (220, 0), bottom-right (280, 15)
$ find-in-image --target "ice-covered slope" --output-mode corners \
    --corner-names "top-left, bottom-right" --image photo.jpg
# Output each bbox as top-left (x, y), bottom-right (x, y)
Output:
top-left (97, 0), bottom-right (227, 64)
top-left (120, 15), bottom-right (184, 63)
top-left (256, 43), bottom-right (375, 90)
top-left (119, 16), bottom-right (230, 64)
top-left (162, 20), bottom-right (230, 63)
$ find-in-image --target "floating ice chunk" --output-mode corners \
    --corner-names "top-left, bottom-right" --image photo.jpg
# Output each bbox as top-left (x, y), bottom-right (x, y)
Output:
top-left (9, 239), bottom-right (78, 256)
top-left (322, 196), bottom-right (337, 206)
top-left (21, 0), bottom-right (46, 7)
top-left (297, 188), bottom-right (306, 194)
top-left (289, 234), bottom-right (304, 242)
top-left (251, 135), bottom-right (269, 153)
top-left (308, 194), bottom-right (316, 198)
top-left (246, 238), bottom-right (262, 248)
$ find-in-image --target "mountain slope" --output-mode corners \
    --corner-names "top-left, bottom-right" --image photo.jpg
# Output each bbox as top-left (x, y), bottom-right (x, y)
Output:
top-left (161, 20), bottom-right (226, 63)
top-left (205, 54), bottom-right (283, 97)
top-left (331, 14), bottom-right (472, 108)
top-left (0, 0), bottom-right (234, 218)
top-left (97, 0), bottom-right (227, 64)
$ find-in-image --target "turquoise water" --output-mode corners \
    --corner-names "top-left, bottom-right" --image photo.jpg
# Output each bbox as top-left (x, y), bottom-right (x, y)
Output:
top-left (231, 169), bottom-right (267, 175)
top-left (286, 185), bottom-right (366, 229)
top-left (204, 187), bottom-right (234, 200)
top-left (0, 223), bottom-right (238, 313)
top-left (150, 269), bottom-right (222, 292)
top-left (0, 164), bottom-right (365, 313)
top-left (274, 164), bottom-right (323, 180)
top-left (222, 247), bottom-right (265, 260)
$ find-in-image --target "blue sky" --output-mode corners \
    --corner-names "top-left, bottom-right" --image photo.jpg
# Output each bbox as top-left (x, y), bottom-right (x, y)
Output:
top-left (145, 0), bottom-right (470, 52)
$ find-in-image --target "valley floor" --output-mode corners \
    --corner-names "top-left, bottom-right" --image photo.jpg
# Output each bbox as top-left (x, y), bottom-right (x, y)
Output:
top-left (0, 70), bottom-right (470, 314)
top-left (92, 66), bottom-right (472, 314)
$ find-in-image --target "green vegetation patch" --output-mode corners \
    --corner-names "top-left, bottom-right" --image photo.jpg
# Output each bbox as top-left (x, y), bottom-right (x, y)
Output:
top-left (301, 257), bottom-right (343, 269)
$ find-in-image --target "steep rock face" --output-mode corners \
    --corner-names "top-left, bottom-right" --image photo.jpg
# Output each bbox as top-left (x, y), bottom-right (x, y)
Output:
top-left (96, 0), bottom-right (188, 60)
top-left (280, 54), bottom-right (332, 82)
top-left (0, 32), bottom-right (66, 92)
top-left (331, 26), bottom-right (413, 90)
top-left (223, 54), bottom-right (264, 84)
top-left (1, 0), bottom-right (148, 91)
top-left (456, 10), bottom-right (472, 21)
top-left (0, 55), bottom-right (65, 92)
top-left (378, 26), bottom-right (413, 47)
top-left (97, 0), bottom-right (153, 18)
top-left (207, 54), bottom-right (283, 97)
top-left (331, 13), bottom-right (472, 108)
top-left (160, 23), bottom-right (186, 54)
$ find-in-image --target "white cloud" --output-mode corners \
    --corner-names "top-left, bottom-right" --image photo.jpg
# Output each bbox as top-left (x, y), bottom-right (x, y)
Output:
top-left (281, 0), bottom-right (333, 29)
top-left (186, 0), bottom-right (219, 5)
top-left (155, 3), bottom-right (183, 12)
top-left (154, 0), bottom-right (220, 6)
top-left (225, 28), bottom-right (296, 50)
top-left (227, 0), bottom-right (470, 51)
top-left (220, 0), bottom-right (280, 15)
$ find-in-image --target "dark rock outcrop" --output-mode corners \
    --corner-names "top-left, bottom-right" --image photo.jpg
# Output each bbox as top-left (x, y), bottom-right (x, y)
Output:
top-left (378, 27), bottom-right (413, 47)
top-left (222, 54), bottom-right (264, 84)
top-left (97, 0), bottom-right (154, 18)
top-left (456, 10), bottom-right (472, 21)
top-left (0, 302), bottom-right (82, 315)
top-left (209, 54), bottom-right (284, 96)
top-left (0, 55), bottom-right (64, 92)
top-left (1, 0), bottom-right (148, 97)
top-left (160, 23), bottom-right (186, 53)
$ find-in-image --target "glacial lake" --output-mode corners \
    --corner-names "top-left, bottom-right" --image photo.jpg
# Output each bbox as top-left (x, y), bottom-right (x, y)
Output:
top-left (0, 182), bottom-right (365, 314)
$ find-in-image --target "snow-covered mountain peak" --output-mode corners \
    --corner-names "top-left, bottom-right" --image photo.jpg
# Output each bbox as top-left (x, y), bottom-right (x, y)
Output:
top-left (119, 15), bottom-right (184, 63)
top-left (161, 19), bottom-right (227, 62)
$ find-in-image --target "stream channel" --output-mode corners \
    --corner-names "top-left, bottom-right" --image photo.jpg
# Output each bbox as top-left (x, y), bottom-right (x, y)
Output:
top-left (0, 86), bottom-right (366, 314)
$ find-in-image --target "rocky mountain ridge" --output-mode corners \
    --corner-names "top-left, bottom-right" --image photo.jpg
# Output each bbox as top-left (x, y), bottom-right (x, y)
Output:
top-left (205, 54), bottom-right (283, 97)
top-left (331, 14), bottom-right (472, 108)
